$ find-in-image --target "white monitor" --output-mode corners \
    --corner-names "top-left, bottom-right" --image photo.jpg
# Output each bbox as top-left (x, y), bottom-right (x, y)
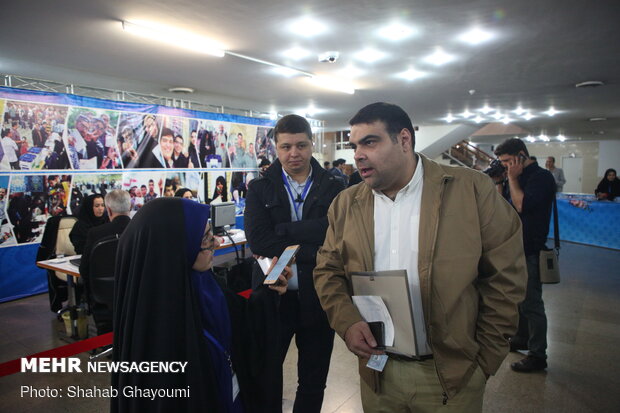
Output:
top-left (211, 202), bottom-right (236, 233)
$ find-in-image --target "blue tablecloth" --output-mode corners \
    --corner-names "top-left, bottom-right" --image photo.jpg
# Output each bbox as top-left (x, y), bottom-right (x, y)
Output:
top-left (549, 196), bottom-right (620, 250)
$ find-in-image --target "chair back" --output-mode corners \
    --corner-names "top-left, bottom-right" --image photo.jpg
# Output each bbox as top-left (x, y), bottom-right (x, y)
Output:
top-left (88, 235), bottom-right (119, 309)
top-left (54, 216), bottom-right (78, 281)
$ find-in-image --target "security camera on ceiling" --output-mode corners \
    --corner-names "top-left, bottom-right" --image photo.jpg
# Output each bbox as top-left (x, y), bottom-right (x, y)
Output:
top-left (318, 51), bottom-right (340, 63)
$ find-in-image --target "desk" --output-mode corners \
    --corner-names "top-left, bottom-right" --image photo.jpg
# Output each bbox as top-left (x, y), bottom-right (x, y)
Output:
top-left (36, 255), bottom-right (81, 337)
top-left (213, 236), bottom-right (249, 266)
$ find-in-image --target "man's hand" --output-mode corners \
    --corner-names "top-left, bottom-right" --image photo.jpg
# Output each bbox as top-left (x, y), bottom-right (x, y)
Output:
top-left (506, 155), bottom-right (524, 180)
top-left (344, 321), bottom-right (385, 359)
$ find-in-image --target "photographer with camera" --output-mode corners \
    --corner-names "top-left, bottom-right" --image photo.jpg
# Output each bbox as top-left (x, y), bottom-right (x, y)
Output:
top-left (494, 138), bottom-right (556, 373)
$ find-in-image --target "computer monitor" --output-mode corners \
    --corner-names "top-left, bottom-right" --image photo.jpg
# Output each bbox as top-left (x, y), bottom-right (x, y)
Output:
top-left (210, 201), bottom-right (236, 234)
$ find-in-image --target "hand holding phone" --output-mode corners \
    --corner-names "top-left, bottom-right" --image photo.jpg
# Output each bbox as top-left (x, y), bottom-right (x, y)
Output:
top-left (263, 245), bottom-right (299, 285)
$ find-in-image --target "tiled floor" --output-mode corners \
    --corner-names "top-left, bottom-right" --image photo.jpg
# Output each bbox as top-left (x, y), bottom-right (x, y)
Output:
top-left (1, 242), bottom-right (619, 412)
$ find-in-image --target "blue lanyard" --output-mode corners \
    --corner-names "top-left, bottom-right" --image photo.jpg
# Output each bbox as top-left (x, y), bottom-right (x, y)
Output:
top-left (282, 170), bottom-right (313, 221)
top-left (202, 328), bottom-right (233, 374)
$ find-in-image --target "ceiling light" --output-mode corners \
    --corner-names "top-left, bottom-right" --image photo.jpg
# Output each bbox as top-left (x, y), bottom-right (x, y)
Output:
top-left (305, 105), bottom-right (318, 117)
top-left (377, 22), bottom-right (415, 41)
top-left (287, 17), bottom-right (328, 37)
top-left (557, 134), bottom-right (566, 142)
top-left (460, 109), bottom-right (474, 118)
top-left (458, 27), bottom-right (494, 45)
top-left (354, 48), bottom-right (387, 63)
top-left (396, 67), bottom-right (426, 81)
top-left (272, 67), bottom-right (302, 77)
top-left (444, 114), bottom-right (455, 123)
top-left (283, 46), bottom-right (310, 60)
top-left (539, 133), bottom-right (550, 142)
top-left (589, 117), bottom-right (607, 122)
top-left (423, 48), bottom-right (455, 66)
top-left (339, 65), bottom-right (365, 78)
top-left (544, 106), bottom-right (559, 116)
top-left (121, 20), bottom-right (225, 57)
top-left (526, 136), bottom-right (537, 142)
top-left (473, 115), bottom-right (484, 123)
top-left (522, 112), bottom-right (534, 121)
top-left (168, 87), bottom-right (194, 93)
top-left (307, 76), bottom-right (355, 94)
top-left (575, 80), bottom-right (604, 88)
top-left (512, 106), bottom-right (526, 116)
top-left (269, 111), bottom-right (278, 120)
top-left (478, 104), bottom-right (492, 114)
top-left (492, 110), bottom-right (503, 120)
top-left (501, 116), bottom-right (513, 124)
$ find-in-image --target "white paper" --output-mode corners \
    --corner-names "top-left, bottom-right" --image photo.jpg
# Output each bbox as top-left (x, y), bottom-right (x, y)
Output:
top-left (352, 295), bottom-right (395, 346)
top-left (256, 257), bottom-right (273, 275)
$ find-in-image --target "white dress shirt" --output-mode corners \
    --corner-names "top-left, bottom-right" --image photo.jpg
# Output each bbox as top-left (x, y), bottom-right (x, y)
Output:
top-left (373, 156), bottom-right (431, 355)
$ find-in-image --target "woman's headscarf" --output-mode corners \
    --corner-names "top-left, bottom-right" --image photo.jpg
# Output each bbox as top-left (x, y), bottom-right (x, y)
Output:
top-left (78, 193), bottom-right (108, 227)
top-left (112, 197), bottom-right (219, 412)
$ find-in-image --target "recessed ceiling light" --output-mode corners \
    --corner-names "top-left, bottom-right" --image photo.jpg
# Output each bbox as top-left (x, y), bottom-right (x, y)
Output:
top-left (287, 17), bottom-right (328, 38)
top-left (460, 109), bottom-right (474, 118)
top-left (423, 48), bottom-right (455, 66)
top-left (522, 112), bottom-right (534, 121)
top-left (354, 48), bottom-right (387, 63)
top-left (501, 116), bottom-right (513, 124)
top-left (269, 111), bottom-right (278, 120)
top-left (377, 22), bottom-right (415, 41)
top-left (557, 134), bottom-right (566, 142)
top-left (283, 46), bottom-right (310, 60)
top-left (492, 111), bottom-right (503, 120)
top-left (168, 87), bottom-right (194, 93)
top-left (307, 76), bottom-right (355, 94)
top-left (526, 136), bottom-right (537, 142)
top-left (271, 66), bottom-right (303, 77)
top-left (122, 20), bottom-right (225, 57)
top-left (512, 106), bottom-right (526, 116)
top-left (458, 27), bottom-right (494, 45)
top-left (479, 104), bottom-right (492, 114)
top-left (544, 106), bottom-right (559, 116)
top-left (539, 133), bottom-right (550, 142)
top-left (575, 80), bottom-right (604, 88)
top-left (396, 67), bottom-right (426, 81)
top-left (473, 115), bottom-right (484, 123)
top-left (339, 65), bottom-right (365, 78)
top-left (589, 117), bottom-right (607, 122)
top-left (444, 113), bottom-right (455, 123)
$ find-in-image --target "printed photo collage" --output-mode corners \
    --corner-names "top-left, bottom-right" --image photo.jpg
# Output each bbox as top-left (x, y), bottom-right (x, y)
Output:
top-left (1, 99), bottom-right (276, 171)
top-left (0, 170), bottom-right (257, 247)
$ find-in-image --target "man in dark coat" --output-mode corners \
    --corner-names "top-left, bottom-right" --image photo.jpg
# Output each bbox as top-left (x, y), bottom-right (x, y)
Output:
top-left (80, 189), bottom-right (131, 334)
top-left (244, 114), bottom-right (344, 413)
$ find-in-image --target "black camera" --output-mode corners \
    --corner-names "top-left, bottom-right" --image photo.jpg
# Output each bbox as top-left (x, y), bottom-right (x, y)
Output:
top-left (483, 159), bottom-right (506, 178)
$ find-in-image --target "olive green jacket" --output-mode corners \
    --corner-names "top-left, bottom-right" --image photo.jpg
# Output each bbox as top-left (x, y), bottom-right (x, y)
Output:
top-left (313, 154), bottom-right (527, 398)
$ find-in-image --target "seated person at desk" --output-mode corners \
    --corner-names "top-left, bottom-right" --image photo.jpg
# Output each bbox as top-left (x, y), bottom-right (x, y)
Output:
top-left (69, 193), bottom-right (109, 254)
top-left (595, 168), bottom-right (620, 201)
top-left (112, 197), bottom-right (290, 413)
top-left (79, 189), bottom-right (131, 335)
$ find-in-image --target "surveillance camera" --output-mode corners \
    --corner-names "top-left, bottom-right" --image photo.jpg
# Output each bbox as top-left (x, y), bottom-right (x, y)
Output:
top-left (318, 51), bottom-right (340, 63)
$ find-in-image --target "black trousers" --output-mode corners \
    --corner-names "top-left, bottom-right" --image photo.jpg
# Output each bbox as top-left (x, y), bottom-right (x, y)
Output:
top-left (279, 291), bottom-right (334, 413)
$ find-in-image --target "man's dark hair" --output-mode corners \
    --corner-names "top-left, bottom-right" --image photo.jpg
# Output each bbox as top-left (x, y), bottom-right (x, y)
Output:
top-left (332, 159), bottom-right (342, 167)
top-left (273, 114), bottom-right (313, 143)
top-left (494, 138), bottom-right (530, 157)
top-left (349, 102), bottom-right (416, 149)
top-left (148, 179), bottom-right (154, 184)
top-left (160, 127), bottom-right (174, 138)
top-left (258, 158), bottom-right (271, 168)
top-left (547, 156), bottom-right (555, 163)
top-left (140, 184), bottom-right (147, 189)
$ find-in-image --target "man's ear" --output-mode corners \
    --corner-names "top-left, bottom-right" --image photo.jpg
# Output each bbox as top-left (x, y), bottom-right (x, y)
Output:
top-left (399, 128), bottom-right (413, 153)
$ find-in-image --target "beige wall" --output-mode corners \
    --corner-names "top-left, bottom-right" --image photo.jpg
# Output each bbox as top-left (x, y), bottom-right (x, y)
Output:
top-left (527, 141), bottom-right (599, 194)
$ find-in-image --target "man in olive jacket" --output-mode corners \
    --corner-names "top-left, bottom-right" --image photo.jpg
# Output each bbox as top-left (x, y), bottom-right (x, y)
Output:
top-left (313, 103), bottom-right (527, 412)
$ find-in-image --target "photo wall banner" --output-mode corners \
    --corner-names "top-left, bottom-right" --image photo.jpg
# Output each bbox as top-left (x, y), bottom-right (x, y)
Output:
top-left (0, 86), bottom-right (274, 302)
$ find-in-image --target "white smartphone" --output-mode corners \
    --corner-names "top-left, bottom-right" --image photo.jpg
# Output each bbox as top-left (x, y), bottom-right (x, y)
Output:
top-left (263, 245), bottom-right (300, 285)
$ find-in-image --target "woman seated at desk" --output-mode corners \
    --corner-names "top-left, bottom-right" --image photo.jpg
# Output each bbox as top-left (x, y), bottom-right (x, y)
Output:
top-left (69, 193), bottom-right (108, 254)
top-left (595, 168), bottom-right (620, 201)
top-left (112, 197), bottom-right (289, 413)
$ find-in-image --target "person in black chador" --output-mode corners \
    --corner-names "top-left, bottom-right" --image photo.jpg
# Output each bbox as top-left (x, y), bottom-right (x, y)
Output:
top-left (595, 168), bottom-right (620, 201)
top-left (112, 197), bottom-right (290, 413)
top-left (69, 193), bottom-right (109, 254)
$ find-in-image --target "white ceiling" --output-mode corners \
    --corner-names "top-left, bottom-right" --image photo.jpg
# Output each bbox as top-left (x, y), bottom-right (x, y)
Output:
top-left (1, 0), bottom-right (619, 142)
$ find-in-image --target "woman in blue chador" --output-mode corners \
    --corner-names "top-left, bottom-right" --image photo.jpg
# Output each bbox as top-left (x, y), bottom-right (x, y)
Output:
top-left (112, 197), bottom-right (288, 412)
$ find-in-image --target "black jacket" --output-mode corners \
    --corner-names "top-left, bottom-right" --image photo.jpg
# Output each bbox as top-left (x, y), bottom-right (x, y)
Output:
top-left (595, 178), bottom-right (620, 201)
top-left (79, 215), bottom-right (131, 286)
top-left (244, 157), bottom-right (344, 323)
